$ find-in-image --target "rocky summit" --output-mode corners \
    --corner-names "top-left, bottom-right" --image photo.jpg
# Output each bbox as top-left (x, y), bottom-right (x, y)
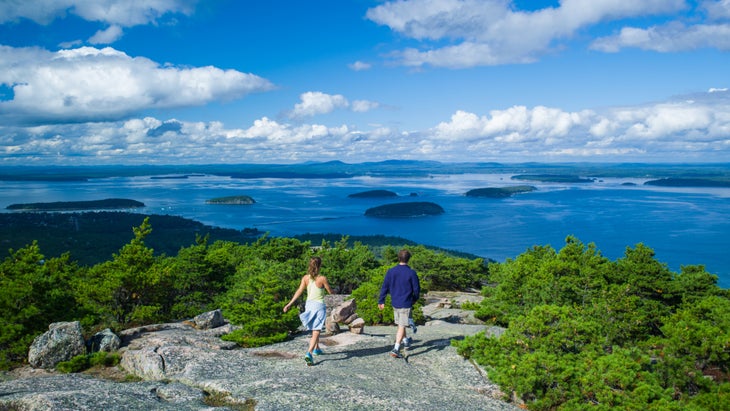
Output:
top-left (0, 294), bottom-right (519, 411)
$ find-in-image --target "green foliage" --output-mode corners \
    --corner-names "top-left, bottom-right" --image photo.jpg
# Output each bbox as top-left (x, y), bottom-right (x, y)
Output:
top-left (456, 236), bottom-right (730, 410)
top-left (350, 266), bottom-right (390, 325)
top-left (407, 245), bottom-right (489, 291)
top-left (318, 237), bottom-right (380, 293)
top-left (56, 351), bottom-right (121, 373)
top-left (1, 217), bottom-right (489, 369)
top-left (154, 238), bottom-right (236, 320)
top-left (218, 259), bottom-right (302, 347)
top-left (72, 217), bottom-right (160, 328)
top-left (5, 215), bottom-right (727, 411)
top-left (349, 265), bottom-right (425, 326)
top-left (0, 242), bottom-right (78, 369)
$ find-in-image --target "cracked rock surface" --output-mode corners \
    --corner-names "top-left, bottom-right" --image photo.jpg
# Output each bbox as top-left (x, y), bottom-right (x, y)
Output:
top-left (1, 320), bottom-right (518, 410)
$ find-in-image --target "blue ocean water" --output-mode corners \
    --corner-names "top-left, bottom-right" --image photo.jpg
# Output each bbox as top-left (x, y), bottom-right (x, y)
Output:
top-left (1, 172), bottom-right (728, 288)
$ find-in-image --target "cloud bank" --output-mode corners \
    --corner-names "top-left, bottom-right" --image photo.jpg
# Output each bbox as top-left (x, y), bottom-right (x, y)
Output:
top-left (3, 89), bottom-right (729, 164)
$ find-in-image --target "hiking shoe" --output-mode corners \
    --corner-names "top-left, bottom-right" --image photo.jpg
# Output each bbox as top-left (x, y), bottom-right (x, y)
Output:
top-left (389, 348), bottom-right (402, 359)
top-left (409, 318), bottom-right (417, 334)
top-left (304, 352), bottom-right (314, 366)
top-left (402, 337), bottom-right (411, 349)
top-left (312, 348), bottom-right (323, 355)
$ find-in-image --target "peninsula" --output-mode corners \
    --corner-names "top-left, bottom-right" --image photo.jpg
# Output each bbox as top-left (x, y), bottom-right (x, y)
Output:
top-left (465, 185), bottom-right (536, 198)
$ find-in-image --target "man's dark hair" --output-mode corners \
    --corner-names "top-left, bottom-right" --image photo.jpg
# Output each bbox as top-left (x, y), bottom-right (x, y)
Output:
top-left (397, 249), bottom-right (411, 263)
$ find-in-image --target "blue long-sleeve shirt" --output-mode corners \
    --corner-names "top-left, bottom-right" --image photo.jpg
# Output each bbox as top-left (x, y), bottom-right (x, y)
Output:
top-left (379, 264), bottom-right (420, 308)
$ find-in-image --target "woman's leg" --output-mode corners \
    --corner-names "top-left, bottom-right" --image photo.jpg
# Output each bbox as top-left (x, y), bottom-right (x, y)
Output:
top-left (308, 330), bottom-right (320, 353)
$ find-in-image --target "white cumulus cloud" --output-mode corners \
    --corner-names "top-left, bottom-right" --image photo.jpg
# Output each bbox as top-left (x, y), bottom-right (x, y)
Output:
top-left (348, 61), bottom-right (372, 71)
top-left (0, 0), bottom-right (197, 26)
top-left (365, 0), bottom-right (705, 67)
top-left (289, 92), bottom-right (379, 118)
top-left (0, 45), bottom-right (274, 125)
top-left (88, 25), bottom-right (124, 44)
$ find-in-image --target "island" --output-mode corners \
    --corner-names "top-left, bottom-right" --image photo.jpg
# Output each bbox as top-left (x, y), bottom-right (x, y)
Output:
top-left (205, 195), bottom-right (256, 205)
top-left (465, 185), bottom-right (536, 198)
top-left (5, 198), bottom-right (145, 211)
top-left (364, 201), bottom-right (444, 218)
top-left (511, 174), bottom-right (594, 183)
top-left (644, 178), bottom-right (730, 188)
top-left (348, 189), bottom-right (398, 198)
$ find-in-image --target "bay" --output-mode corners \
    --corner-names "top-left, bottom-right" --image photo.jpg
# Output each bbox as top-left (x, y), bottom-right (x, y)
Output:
top-left (1, 171), bottom-right (728, 288)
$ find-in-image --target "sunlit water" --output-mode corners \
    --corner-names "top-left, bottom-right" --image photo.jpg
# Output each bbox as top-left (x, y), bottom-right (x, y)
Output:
top-left (2, 173), bottom-right (728, 288)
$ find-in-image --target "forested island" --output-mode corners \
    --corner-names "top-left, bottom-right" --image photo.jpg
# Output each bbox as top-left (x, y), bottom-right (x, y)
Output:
top-left (465, 185), bottom-right (536, 198)
top-left (5, 198), bottom-right (144, 211)
top-left (347, 189), bottom-right (398, 198)
top-left (364, 201), bottom-right (444, 217)
top-left (205, 195), bottom-right (256, 205)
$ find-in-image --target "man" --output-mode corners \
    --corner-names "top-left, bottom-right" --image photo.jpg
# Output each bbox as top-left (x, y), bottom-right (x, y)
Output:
top-left (378, 249), bottom-right (420, 358)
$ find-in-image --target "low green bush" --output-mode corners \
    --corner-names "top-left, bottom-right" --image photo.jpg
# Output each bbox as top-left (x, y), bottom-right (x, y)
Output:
top-left (56, 351), bottom-right (121, 373)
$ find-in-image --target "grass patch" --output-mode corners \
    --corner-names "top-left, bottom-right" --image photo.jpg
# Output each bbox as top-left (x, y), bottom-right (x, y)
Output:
top-left (203, 390), bottom-right (257, 410)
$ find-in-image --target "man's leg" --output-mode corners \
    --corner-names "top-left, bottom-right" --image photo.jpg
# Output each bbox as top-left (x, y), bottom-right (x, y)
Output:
top-left (395, 325), bottom-right (406, 345)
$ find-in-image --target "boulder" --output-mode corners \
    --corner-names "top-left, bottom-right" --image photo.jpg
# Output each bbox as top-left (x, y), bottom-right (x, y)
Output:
top-left (343, 313), bottom-right (359, 325)
top-left (193, 309), bottom-right (224, 329)
top-left (349, 317), bottom-right (365, 334)
top-left (325, 316), bottom-right (340, 335)
top-left (28, 321), bottom-right (86, 369)
top-left (331, 299), bottom-right (357, 323)
top-left (87, 328), bottom-right (121, 353)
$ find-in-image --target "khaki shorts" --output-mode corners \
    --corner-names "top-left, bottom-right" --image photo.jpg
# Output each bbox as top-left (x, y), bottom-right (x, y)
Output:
top-left (393, 308), bottom-right (412, 327)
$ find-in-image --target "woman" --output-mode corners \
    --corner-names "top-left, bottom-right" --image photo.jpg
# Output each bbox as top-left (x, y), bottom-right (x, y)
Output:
top-left (283, 256), bottom-right (333, 365)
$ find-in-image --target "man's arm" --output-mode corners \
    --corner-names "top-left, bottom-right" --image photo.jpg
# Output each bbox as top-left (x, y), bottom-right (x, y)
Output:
top-left (378, 271), bottom-right (391, 306)
top-left (411, 271), bottom-right (420, 303)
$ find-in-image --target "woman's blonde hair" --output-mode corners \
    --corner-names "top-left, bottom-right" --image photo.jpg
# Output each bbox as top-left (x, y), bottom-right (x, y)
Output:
top-left (307, 256), bottom-right (322, 278)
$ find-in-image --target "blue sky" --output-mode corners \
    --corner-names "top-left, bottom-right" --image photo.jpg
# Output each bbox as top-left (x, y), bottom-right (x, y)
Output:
top-left (1, 0), bottom-right (729, 165)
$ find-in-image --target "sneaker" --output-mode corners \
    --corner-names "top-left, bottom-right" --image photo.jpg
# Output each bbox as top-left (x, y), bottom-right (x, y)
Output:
top-left (389, 348), bottom-right (402, 359)
top-left (402, 337), bottom-right (411, 349)
top-left (304, 352), bottom-right (314, 366)
top-left (312, 348), bottom-right (323, 355)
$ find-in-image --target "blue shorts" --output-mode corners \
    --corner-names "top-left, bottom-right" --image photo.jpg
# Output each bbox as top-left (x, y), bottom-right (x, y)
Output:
top-left (299, 300), bottom-right (326, 331)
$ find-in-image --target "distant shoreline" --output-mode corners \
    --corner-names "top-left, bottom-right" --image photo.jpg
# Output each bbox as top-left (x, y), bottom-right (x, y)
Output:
top-left (1, 161), bottom-right (729, 183)
top-left (6, 198), bottom-right (145, 211)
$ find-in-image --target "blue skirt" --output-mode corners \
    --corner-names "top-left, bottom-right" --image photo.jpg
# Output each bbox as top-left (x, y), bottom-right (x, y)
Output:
top-left (299, 300), bottom-right (326, 331)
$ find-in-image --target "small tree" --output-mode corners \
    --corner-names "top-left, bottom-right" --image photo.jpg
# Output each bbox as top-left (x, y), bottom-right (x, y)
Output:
top-left (73, 217), bottom-right (160, 328)
top-left (219, 259), bottom-right (302, 347)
